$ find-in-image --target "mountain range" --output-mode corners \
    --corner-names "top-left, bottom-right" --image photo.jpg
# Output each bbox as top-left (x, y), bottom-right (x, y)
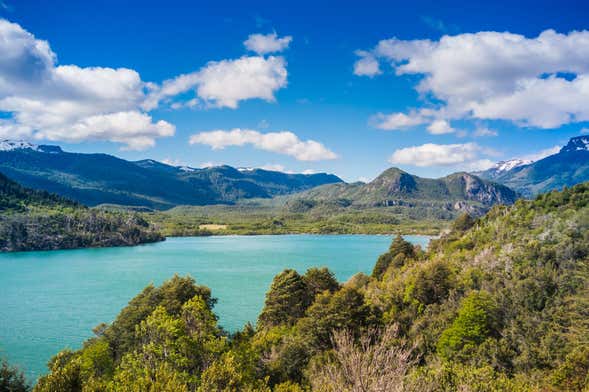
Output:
top-left (283, 167), bottom-right (518, 216)
top-left (1, 136), bottom-right (588, 213)
top-left (0, 141), bottom-right (342, 210)
top-left (474, 136), bottom-right (589, 197)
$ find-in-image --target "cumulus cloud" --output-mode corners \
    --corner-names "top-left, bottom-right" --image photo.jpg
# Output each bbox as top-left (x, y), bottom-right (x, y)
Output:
top-left (189, 128), bottom-right (338, 161)
top-left (143, 56), bottom-right (287, 110)
top-left (0, 19), bottom-right (292, 149)
top-left (244, 32), bottom-right (292, 55)
top-left (389, 142), bottom-right (494, 169)
top-left (357, 29), bottom-right (589, 130)
top-left (371, 111), bottom-right (428, 130)
top-left (427, 119), bottom-right (455, 134)
top-left (353, 50), bottom-right (381, 76)
top-left (0, 19), bottom-right (174, 149)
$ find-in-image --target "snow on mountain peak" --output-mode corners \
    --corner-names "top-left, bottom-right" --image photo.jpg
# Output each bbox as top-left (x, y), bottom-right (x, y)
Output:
top-left (0, 140), bottom-right (40, 152)
top-left (0, 140), bottom-right (62, 153)
top-left (561, 136), bottom-right (589, 153)
top-left (491, 159), bottom-right (532, 173)
top-left (179, 166), bottom-right (196, 172)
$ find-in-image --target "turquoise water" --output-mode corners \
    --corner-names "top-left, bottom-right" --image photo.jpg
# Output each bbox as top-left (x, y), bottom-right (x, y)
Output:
top-left (0, 234), bottom-right (430, 380)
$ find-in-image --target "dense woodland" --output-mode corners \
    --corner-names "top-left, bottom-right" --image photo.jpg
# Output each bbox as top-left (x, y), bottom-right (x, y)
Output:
top-left (7, 182), bottom-right (585, 391)
top-left (0, 173), bottom-right (163, 252)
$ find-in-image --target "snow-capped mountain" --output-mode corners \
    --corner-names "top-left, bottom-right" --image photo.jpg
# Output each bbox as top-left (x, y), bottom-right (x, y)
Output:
top-left (0, 140), bottom-right (62, 153)
top-left (473, 136), bottom-right (589, 196)
top-left (0, 140), bottom-right (40, 152)
top-left (473, 158), bottom-right (532, 180)
top-left (492, 159), bottom-right (532, 173)
top-left (560, 136), bottom-right (589, 153)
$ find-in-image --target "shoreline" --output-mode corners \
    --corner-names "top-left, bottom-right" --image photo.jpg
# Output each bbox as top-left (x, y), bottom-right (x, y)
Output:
top-left (0, 232), bottom-right (437, 254)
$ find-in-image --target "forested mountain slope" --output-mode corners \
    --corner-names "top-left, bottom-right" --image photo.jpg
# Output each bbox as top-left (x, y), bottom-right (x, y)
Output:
top-left (0, 173), bottom-right (163, 252)
top-left (0, 141), bottom-right (342, 209)
top-left (33, 183), bottom-right (589, 391)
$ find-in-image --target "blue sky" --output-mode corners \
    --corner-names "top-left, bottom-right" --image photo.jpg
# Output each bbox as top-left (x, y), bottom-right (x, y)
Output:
top-left (1, 0), bottom-right (588, 181)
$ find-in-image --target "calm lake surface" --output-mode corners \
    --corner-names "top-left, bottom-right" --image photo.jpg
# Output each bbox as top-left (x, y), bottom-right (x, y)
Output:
top-left (0, 234), bottom-right (430, 380)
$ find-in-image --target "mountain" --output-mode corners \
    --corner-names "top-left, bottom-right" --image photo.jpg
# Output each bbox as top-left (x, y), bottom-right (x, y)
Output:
top-left (0, 140), bottom-right (343, 209)
top-left (0, 173), bottom-right (163, 251)
top-left (473, 158), bottom-right (531, 180)
top-left (284, 168), bottom-right (517, 216)
top-left (475, 136), bottom-right (589, 196)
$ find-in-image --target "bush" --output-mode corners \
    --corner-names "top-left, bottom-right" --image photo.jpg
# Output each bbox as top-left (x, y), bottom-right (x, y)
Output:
top-left (437, 291), bottom-right (501, 362)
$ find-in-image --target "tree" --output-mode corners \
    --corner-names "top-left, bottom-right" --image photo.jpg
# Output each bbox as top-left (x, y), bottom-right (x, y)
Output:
top-left (197, 352), bottom-right (270, 392)
top-left (0, 359), bottom-right (30, 392)
top-left (411, 260), bottom-right (455, 305)
top-left (372, 235), bottom-right (416, 279)
top-left (303, 267), bottom-right (340, 299)
top-left (257, 270), bottom-right (310, 329)
top-left (297, 287), bottom-right (377, 350)
top-left (105, 275), bottom-right (214, 359)
top-left (437, 291), bottom-right (501, 361)
top-left (451, 213), bottom-right (476, 232)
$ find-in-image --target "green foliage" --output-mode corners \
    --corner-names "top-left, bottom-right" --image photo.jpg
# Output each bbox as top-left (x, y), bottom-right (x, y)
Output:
top-left (0, 173), bottom-right (163, 252)
top-left (437, 291), bottom-right (501, 361)
top-left (302, 268), bottom-right (340, 299)
top-left (551, 346), bottom-right (589, 391)
top-left (451, 212), bottom-right (475, 232)
top-left (257, 270), bottom-right (311, 329)
top-left (297, 287), bottom-right (377, 351)
top-left (105, 275), bottom-right (214, 359)
top-left (0, 358), bottom-right (30, 392)
top-left (35, 275), bottom-right (222, 392)
top-left (372, 235), bottom-right (416, 279)
top-left (410, 260), bottom-right (455, 306)
top-left (197, 351), bottom-right (269, 392)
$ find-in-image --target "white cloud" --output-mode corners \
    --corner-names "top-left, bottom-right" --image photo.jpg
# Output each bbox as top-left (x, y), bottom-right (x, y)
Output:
top-left (144, 56), bottom-right (287, 110)
top-left (244, 32), bottom-right (292, 55)
top-left (189, 128), bottom-right (338, 161)
top-left (427, 119), bottom-right (455, 134)
top-left (371, 111), bottom-right (427, 130)
top-left (357, 29), bottom-right (589, 129)
top-left (353, 50), bottom-right (381, 77)
top-left (0, 19), bottom-right (174, 149)
top-left (581, 128), bottom-right (589, 134)
top-left (0, 19), bottom-right (292, 149)
top-left (389, 142), bottom-right (494, 168)
top-left (473, 127), bottom-right (498, 137)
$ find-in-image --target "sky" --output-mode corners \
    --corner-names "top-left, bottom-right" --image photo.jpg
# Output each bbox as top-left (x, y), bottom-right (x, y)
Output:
top-left (1, 0), bottom-right (589, 182)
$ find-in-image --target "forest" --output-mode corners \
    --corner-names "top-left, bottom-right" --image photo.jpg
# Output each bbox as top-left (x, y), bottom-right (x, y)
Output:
top-left (0, 173), bottom-right (164, 252)
top-left (2, 183), bottom-right (588, 391)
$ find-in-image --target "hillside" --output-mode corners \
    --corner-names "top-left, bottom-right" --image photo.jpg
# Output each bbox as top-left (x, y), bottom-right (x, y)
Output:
top-left (0, 173), bottom-right (163, 252)
top-left (34, 183), bottom-right (589, 391)
top-left (475, 136), bottom-right (589, 196)
top-left (0, 141), bottom-right (343, 209)
top-left (284, 168), bottom-right (517, 215)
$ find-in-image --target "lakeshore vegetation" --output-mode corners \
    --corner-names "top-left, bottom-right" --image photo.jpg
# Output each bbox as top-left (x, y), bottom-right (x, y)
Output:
top-left (5, 182), bottom-right (586, 391)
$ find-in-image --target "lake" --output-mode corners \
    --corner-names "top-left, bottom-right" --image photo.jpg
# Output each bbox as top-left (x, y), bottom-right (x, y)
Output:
top-left (0, 234), bottom-right (430, 380)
